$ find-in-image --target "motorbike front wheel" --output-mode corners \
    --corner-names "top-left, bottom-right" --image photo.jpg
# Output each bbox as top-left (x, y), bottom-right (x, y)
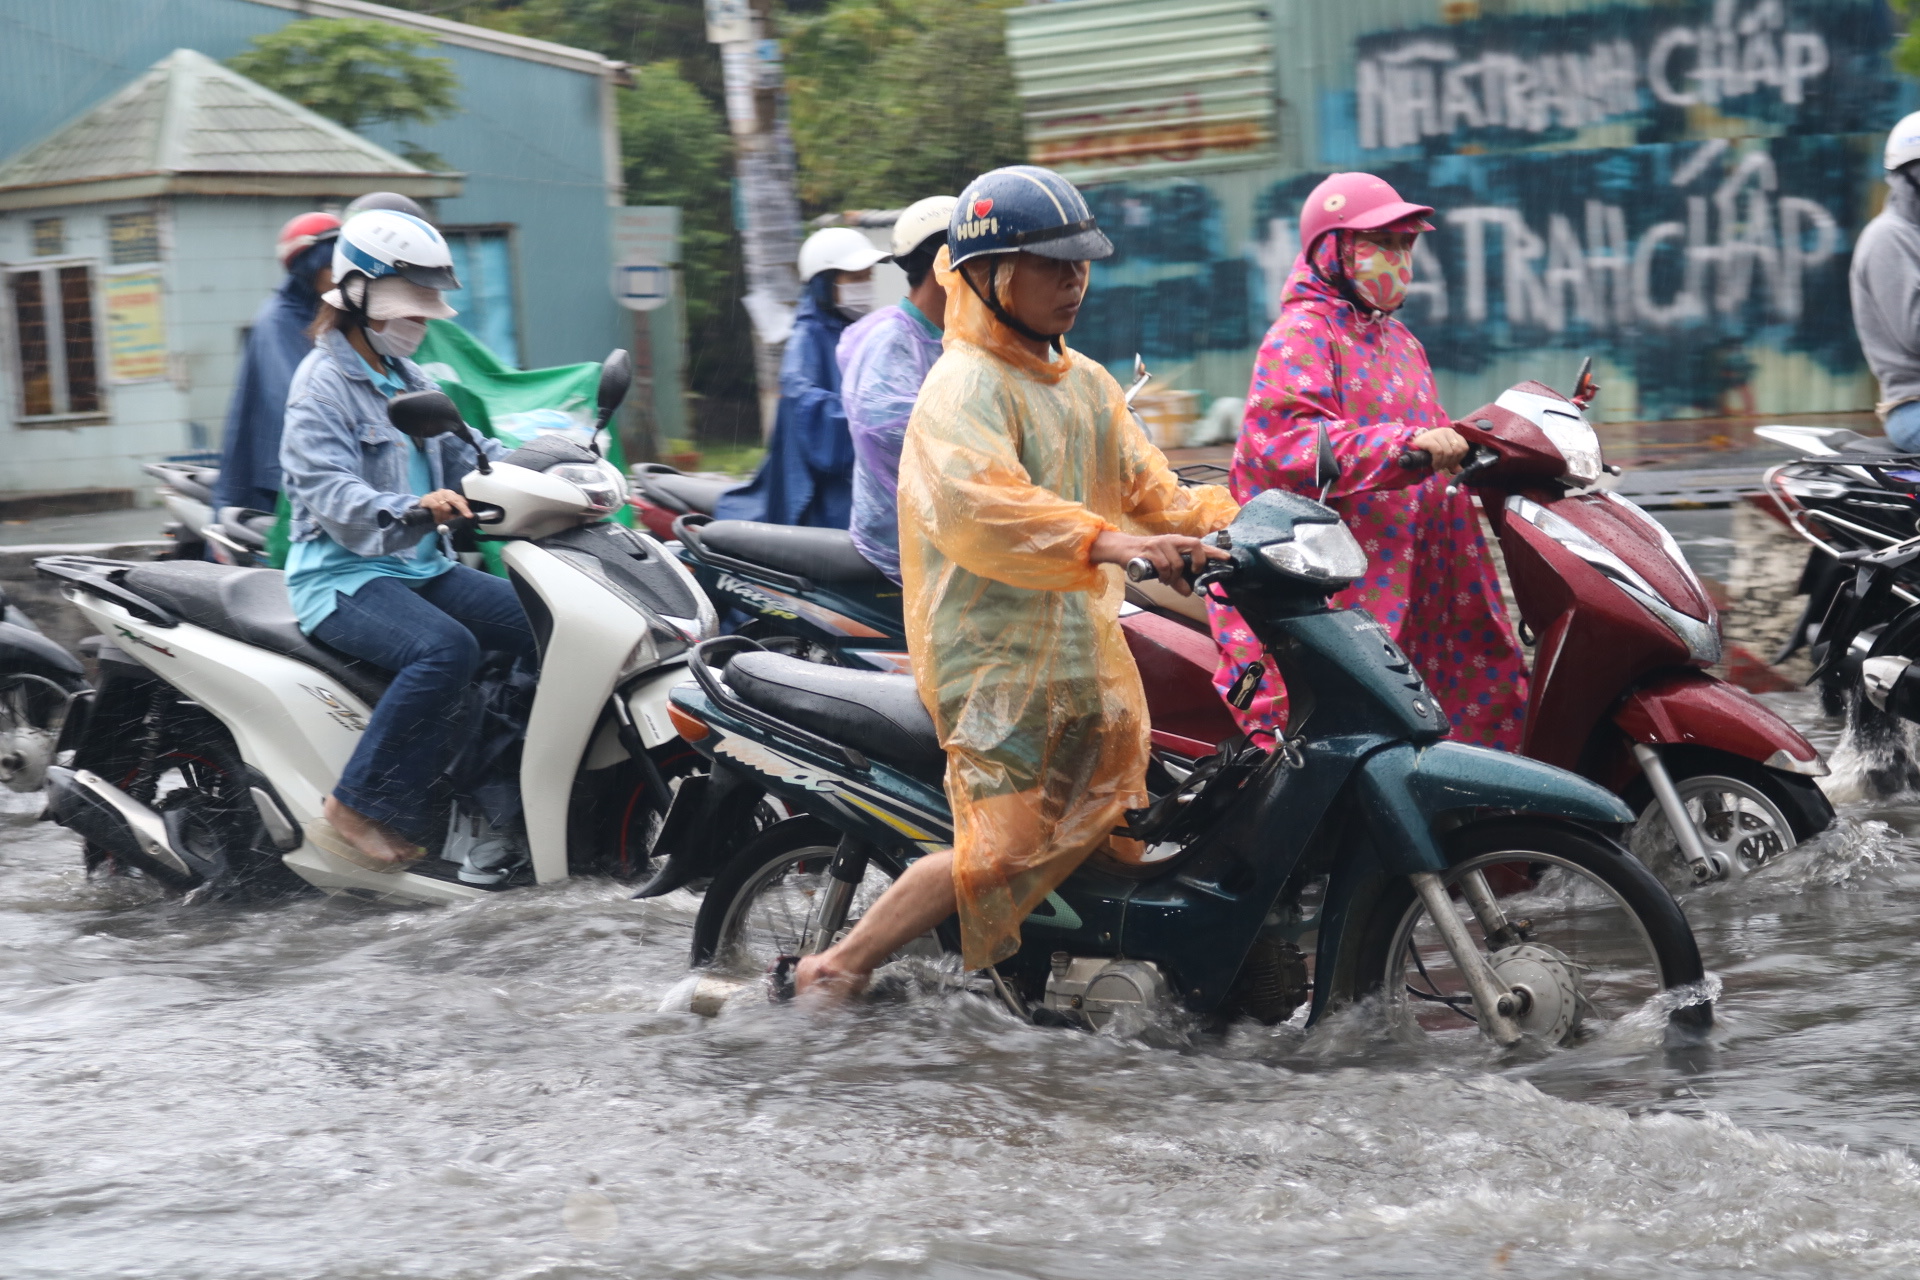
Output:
top-left (1626, 748), bottom-right (1832, 891)
top-left (1359, 819), bottom-right (1710, 1045)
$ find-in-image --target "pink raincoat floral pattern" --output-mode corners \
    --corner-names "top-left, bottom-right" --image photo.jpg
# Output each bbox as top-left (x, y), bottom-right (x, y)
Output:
top-left (1206, 238), bottom-right (1528, 750)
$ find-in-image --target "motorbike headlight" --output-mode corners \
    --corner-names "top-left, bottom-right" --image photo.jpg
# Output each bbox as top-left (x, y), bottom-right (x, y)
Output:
top-left (1258, 520), bottom-right (1369, 586)
top-left (1536, 409), bottom-right (1603, 488)
top-left (547, 461), bottom-right (628, 514)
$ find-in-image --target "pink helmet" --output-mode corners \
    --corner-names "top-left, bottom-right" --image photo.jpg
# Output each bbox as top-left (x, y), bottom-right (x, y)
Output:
top-left (1298, 173), bottom-right (1434, 257)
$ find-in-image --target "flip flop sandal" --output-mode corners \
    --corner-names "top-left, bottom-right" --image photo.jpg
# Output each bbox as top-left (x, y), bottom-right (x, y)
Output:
top-left (766, 954), bottom-right (800, 1003)
top-left (304, 818), bottom-right (424, 875)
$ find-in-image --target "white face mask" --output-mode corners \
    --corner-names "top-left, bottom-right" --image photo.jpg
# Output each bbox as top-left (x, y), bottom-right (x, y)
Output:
top-left (835, 279), bottom-right (875, 319)
top-left (367, 317), bottom-right (428, 359)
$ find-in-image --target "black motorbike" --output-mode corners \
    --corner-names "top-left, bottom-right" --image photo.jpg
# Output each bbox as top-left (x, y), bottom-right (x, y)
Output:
top-left (1761, 427), bottom-right (1920, 707)
top-left (0, 584), bottom-right (88, 794)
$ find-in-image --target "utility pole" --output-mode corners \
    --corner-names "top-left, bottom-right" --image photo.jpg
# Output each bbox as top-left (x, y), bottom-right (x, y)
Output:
top-left (709, 0), bottom-right (804, 438)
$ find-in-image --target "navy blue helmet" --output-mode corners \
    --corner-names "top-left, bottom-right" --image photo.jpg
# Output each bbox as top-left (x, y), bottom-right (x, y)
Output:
top-left (948, 165), bottom-right (1114, 267)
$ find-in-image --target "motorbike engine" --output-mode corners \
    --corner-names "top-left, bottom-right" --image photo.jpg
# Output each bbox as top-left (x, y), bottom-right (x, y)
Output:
top-left (1042, 954), bottom-right (1170, 1030)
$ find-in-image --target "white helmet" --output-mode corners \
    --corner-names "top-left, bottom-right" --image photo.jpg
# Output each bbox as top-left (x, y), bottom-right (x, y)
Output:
top-left (331, 209), bottom-right (460, 292)
top-left (1888, 111), bottom-right (1920, 171)
top-left (797, 225), bottom-right (887, 282)
top-left (891, 196), bottom-right (957, 258)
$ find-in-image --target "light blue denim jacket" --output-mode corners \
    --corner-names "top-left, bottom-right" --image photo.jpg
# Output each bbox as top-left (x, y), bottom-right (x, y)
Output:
top-left (280, 329), bottom-right (508, 556)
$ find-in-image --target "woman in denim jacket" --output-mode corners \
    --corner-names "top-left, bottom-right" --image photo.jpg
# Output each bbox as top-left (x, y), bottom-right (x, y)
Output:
top-left (279, 218), bottom-right (531, 872)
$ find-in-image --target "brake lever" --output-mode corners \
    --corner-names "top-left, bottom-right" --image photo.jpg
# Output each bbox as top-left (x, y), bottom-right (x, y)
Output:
top-left (1445, 446), bottom-right (1500, 495)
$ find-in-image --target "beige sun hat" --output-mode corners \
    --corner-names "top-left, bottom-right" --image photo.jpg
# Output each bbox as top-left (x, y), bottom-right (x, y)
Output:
top-left (323, 274), bottom-right (457, 320)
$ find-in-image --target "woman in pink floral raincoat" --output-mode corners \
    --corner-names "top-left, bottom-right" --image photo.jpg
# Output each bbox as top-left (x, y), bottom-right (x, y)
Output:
top-left (1207, 173), bottom-right (1528, 750)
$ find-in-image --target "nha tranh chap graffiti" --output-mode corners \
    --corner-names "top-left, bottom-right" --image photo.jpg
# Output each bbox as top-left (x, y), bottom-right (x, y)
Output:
top-left (1357, 0), bottom-right (1847, 153)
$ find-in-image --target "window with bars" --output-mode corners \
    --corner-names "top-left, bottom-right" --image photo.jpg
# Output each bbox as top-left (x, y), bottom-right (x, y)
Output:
top-left (8, 264), bottom-right (101, 420)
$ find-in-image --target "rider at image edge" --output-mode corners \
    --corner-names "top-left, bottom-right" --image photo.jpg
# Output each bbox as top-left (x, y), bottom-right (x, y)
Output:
top-left (1207, 172), bottom-right (1531, 753)
top-left (279, 209), bottom-right (532, 873)
top-left (1850, 111), bottom-right (1920, 452)
top-left (795, 165), bottom-right (1240, 997)
top-left (716, 225), bottom-right (888, 528)
top-left (839, 194), bottom-right (957, 582)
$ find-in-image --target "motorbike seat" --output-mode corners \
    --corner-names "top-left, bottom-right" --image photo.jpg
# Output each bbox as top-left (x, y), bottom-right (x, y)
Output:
top-left (1841, 436), bottom-right (1905, 456)
top-left (725, 651), bottom-right (946, 784)
top-left (640, 470), bottom-right (730, 516)
top-left (698, 520), bottom-right (889, 586)
top-left (119, 561), bottom-right (391, 706)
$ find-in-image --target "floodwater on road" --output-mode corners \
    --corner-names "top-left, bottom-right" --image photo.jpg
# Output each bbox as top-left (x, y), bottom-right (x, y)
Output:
top-left (6, 692), bottom-right (1920, 1278)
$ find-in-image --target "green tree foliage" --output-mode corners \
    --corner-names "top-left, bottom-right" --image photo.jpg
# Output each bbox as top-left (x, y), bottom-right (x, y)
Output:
top-left (1897, 1), bottom-right (1920, 81)
top-left (228, 18), bottom-right (458, 133)
top-left (783, 0), bottom-right (1027, 214)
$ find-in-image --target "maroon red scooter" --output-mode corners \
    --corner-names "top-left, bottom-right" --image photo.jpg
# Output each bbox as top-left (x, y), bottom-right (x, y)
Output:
top-left (1403, 361), bottom-right (1832, 884)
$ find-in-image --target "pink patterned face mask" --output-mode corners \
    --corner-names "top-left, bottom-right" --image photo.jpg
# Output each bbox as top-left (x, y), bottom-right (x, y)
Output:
top-left (1342, 234), bottom-right (1414, 313)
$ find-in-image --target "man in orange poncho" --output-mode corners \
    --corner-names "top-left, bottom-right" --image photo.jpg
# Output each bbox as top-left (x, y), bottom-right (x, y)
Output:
top-left (797, 166), bottom-right (1240, 994)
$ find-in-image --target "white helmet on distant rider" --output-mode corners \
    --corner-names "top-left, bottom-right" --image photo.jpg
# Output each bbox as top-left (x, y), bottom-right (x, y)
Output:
top-left (1887, 110), bottom-right (1920, 172)
top-left (797, 225), bottom-right (888, 282)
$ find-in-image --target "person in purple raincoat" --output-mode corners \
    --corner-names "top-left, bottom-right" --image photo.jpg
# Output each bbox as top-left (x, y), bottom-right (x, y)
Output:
top-left (838, 196), bottom-right (956, 580)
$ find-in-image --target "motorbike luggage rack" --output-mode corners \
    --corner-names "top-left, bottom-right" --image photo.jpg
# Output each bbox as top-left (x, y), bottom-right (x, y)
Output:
top-left (33, 555), bottom-right (177, 627)
top-left (1174, 462), bottom-right (1231, 489)
top-left (671, 514), bottom-right (814, 595)
top-left (689, 635), bottom-right (869, 771)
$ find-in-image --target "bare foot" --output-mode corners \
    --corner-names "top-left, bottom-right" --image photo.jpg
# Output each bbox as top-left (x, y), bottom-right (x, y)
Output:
top-left (793, 952), bottom-right (871, 1000)
top-left (322, 795), bottom-right (420, 870)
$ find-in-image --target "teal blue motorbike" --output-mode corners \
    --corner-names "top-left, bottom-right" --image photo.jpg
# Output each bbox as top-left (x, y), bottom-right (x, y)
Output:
top-left (667, 449), bottom-right (1710, 1046)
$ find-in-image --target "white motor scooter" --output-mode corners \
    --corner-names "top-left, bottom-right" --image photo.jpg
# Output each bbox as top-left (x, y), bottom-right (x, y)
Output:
top-left (35, 352), bottom-right (718, 905)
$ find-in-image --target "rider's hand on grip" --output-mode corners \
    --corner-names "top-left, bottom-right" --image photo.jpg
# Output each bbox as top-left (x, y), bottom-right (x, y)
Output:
top-left (380, 505), bottom-right (437, 529)
top-left (1407, 427), bottom-right (1468, 474)
top-left (1094, 530), bottom-right (1229, 597)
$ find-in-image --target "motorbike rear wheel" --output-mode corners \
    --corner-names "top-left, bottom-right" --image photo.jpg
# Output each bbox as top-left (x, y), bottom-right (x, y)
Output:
top-left (690, 816), bottom-right (951, 973)
top-left (1359, 819), bottom-right (1710, 1046)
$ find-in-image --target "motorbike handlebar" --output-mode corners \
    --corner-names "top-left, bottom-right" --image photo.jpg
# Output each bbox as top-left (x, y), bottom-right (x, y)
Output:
top-left (1126, 557), bottom-right (1157, 583)
top-left (1398, 449), bottom-right (1431, 470)
top-left (385, 505), bottom-right (438, 530)
top-left (378, 501), bottom-right (503, 532)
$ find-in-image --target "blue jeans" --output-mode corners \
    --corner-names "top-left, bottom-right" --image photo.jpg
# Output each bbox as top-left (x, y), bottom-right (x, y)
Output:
top-left (311, 567), bottom-right (535, 842)
top-left (1887, 400), bottom-right (1920, 453)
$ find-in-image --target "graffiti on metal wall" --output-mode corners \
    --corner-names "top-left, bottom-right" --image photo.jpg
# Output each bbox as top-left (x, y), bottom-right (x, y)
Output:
top-left (1351, 0), bottom-right (1891, 156)
top-left (1076, 135), bottom-right (1874, 418)
top-left (1253, 135), bottom-right (1873, 417)
top-left (1075, 184), bottom-right (1260, 366)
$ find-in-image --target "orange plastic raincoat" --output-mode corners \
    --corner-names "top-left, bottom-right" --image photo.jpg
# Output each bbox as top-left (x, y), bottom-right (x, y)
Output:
top-left (896, 249), bottom-right (1240, 969)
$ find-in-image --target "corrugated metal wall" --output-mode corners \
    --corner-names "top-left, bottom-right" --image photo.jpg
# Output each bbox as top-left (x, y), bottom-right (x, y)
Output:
top-left (1014, 0), bottom-right (1917, 423)
top-left (1006, 0), bottom-right (1278, 182)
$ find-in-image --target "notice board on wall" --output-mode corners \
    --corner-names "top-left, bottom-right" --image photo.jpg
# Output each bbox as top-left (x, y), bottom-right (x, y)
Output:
top-left (103, 272), bottom-right (167, 383)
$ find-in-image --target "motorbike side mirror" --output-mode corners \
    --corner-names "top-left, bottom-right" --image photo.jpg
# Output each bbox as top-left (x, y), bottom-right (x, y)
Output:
top-left (386, 390), bottom-right (490, 475)
top-left (598, 349), bottom-right (633, 418)
top-left (1571, 355), bottom-right (1600, 409)
top-left (388, 390), bottom-right (463, 440)
top-left (589, 348), bottom-right (634, 460)
top-left (1314, 421), bottom-right (1342, 500)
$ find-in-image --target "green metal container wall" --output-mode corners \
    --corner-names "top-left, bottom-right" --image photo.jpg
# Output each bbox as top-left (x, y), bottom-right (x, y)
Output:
top-left (1016, 0), bottom-right (1915, 424)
